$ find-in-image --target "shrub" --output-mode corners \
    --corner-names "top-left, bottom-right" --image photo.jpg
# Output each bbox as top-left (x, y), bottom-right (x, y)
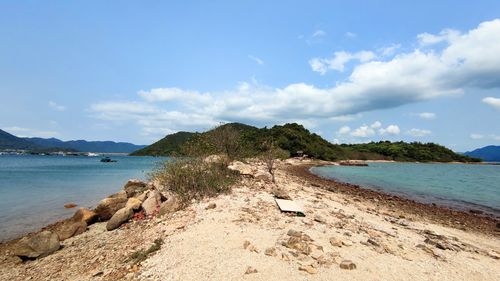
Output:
top-left (151, 157), bottom-right (238, 206)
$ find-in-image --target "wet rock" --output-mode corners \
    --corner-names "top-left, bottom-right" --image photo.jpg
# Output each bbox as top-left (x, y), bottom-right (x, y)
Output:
top-left (340, 260), bottom-right (356, 270)
top-left (64, 203), bottom-right (77, 209)
top-left (94, 197), bottom-right (128, 221)
top-left (123, 179), bottom-right (148, 198)
top-left (245, 266), bottom-right (258, 274)
top-left (71, 208), bottom-right (98, 225)
top-left (14, 231), bottom-right (60, 259)
top-left (55, 220), bottom-right (87, 240)
top-left (126, 198), bottom-right (142, 211)
top-left (106, 207), bottom-right (133, 231)
top-left (205, 203), bottom-right (217, 210)
top-left (299, 265), bottom-right (318, 274)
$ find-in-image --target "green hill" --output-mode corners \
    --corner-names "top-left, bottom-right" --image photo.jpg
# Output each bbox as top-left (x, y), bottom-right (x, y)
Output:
top-left (130, 131), bottom-right (196, 156)
top-left (0, 129), bottom-right (42, 150)
top-left (132, 123), bottom-right (479, 163)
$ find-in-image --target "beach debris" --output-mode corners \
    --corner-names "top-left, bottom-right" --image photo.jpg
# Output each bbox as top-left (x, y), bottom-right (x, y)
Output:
top-left (94, 197), bottom-right (128, 221)
top-left (123, 179), bottom-right (148, 198)
top-left (13, 231), bottom-right (60, 259)
top-left (64, 203), bottom-right (77, 209)
top-left (106, 207), bottom-right (133, 231)
top-left (339, 260), bottom-right (356, 270)
top-left (244, 266), bottom-right (258, 274)
top-left (205, 203), bottom-right (217, 210)
top-left (299, 264), bottom-right (318, 274)
top-left (275, 198), bottom-right (305, 216)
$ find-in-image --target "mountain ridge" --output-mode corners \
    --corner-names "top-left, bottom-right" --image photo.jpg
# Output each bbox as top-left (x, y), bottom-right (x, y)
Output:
top-left (464, 145), bottom-right (500, 162)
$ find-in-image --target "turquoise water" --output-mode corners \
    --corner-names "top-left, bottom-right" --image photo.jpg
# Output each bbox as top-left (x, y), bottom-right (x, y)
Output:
top-left (311, 163), bottom-right (500, 216)
top-left (0, 155), bottom-right (167, 242)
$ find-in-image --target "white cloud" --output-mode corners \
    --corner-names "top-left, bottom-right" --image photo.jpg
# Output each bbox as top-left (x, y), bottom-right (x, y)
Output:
top-left (482, 97), bottom-right (500, 110)
top-left (48, 101), bottom-right (66, 111)
top-left (351, 125), bottom-right (376, 138)
top-left (90, 20), bottom-right (500, 137)
top-left (379, 125), bottom-right (400, 135)
top-left (337, 126), bottom-right (351, 135)
top-left (379, 44), bottom-right (401, 57)
top-left (370, 121), bottom-right (382, 129)
top-left (345, 32), bottom-right (356, 38)
top-left (312, 30), bottom-right (326, 38)
top-left (4, 126), bottom-right (59, 138)
top-left (418, 112), bottom-right (436, 120)
top-left (417, 29), bottom-right (461, 46)
top-left (470, 133), bottom-right (484, 139)
top-left (309, 50), bottom-right (376, 74)
top-left (248, 55), bottom-right (264, 65)
top-left (406, 128), bottom-right (432, 137)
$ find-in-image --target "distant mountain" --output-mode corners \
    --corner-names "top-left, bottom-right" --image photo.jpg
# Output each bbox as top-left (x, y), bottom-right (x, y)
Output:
top-left (25, 137), bottom-right (146, 153)
top-left (132, 122), bottom-right (479, 163)
top-left (130, 132), bottom-right (195, 156)
top-left (464, 145), bottom-right (500, 162)
top-left (0, 129), bottom-right (41, 150)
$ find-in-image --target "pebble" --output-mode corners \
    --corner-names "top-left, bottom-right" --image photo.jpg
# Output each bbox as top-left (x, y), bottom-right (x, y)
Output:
top-left (340, 260), bottom-right (356, 270)
top-left (245, 266), bottom-right (258, 274)
top-left (299, 264), bottom-right (318, 274)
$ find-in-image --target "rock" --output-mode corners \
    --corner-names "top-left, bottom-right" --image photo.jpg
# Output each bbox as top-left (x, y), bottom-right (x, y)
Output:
top-left (109, 190), bottom-right (128, 199)
top-left (228, 161), bottom-right (254, 175)
top-left (123, 179), bottom-right (148, 198)
top-left (55, 220), bottom-right (87, 240)
top-left (254, 171), bottom-right (272, 182)
top-left (13, 231), bottom-right (60, 259)
top-left (340, 260), bottom-right (356, 270)
top-left (299, 265), bottom-right (318, 274)
top-left (367, 238), bottom-right (380, 247)
top-left (106, 207), bottom-right (133, 231)
top-left (158, 195), bottom-right (180, 216)
top-left (64, 203), bottom-right (77, 209)
top-left (285, 237), bottom-right (311, 255)
top-left (243, 240), bottom-right (251, 249)
top-left (487, 251), bottom-right (499, 259)
top-left (264, 247), bottom-right (277, 257)
top-left (342, 240), bottom-right (353, 247)
top-left (310, 249), bottom-right (324, 260)
top-left (94, 197), bottom-right (128, 221)
top-left (287, 229), bottom-right (303, 237)
top-left (205, 203), bottom-right (217, 210)
top-left (135, 191), bottom-right (148, 202)
top-left (329, 237), bottom-right (343, 247)
top-left (272, 188), bottom-right (291, 200)
top-left (71, 208), bottom-right (98, 225)
top-left (204, 154), bottom-right (228, 164)
top-left (244, 266), bottom-right (258, 274)
top-left (314, 215), bottom-right (326, 224)
top-left (126, 198), bottom-right (142, 211)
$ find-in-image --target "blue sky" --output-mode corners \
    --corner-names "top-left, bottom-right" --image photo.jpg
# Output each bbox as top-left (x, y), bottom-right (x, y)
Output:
top-left (1, 1), bottom-right (499, 151)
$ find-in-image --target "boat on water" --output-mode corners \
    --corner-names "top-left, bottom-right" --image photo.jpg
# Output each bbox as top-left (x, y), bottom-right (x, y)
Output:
top-left (100, 157), bottom-right (117, 163)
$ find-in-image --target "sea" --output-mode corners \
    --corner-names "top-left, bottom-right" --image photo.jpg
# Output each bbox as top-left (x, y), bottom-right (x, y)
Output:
top-left (0, 154), bottom-right (167, 242)
top-left (311, 162), bottom-right (500, 217)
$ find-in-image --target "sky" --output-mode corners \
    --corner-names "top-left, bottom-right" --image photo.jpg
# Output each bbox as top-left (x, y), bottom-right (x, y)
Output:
top-left (1, 1), bottom-right (500, 152)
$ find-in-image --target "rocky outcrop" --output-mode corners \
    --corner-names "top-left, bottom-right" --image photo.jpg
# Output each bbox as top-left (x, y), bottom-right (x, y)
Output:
top-left (106, 207), bottom-right (133, 231)
top-left (94, 197), bottom-right (128, 221)
top-left (13, 231), bottom-right (60, 259)
top-left (124, 179), bottom-right (148, 198)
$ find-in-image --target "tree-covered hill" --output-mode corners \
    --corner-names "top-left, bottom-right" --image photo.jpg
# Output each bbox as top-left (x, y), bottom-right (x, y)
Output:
top-left (131, 123), bottom-right (480, 163)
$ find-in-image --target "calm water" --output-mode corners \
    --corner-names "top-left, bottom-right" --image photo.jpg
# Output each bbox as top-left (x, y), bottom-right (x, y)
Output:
top-left (311, 163), bottom-right (500, 216)
top-left (0, 155), bottom-right (167, 242)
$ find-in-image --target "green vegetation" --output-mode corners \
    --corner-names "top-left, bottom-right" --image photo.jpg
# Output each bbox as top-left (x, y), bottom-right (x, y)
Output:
top-left (128, 238), bottom-right (164, 264)
top-left (135, 122), bottom-right (480, 163)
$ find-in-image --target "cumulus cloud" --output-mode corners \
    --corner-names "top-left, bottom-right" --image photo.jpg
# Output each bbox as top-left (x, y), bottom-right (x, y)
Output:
top-left (337, 126), bottom-right (351, 135)
top-left (470, 133), bottom-right (484, 139)
top-left (406, 128), bottom-right (432, 137)
top-left (48, 101), bottom-right (66, 111)
top-left (309, 50), bottom-right (376, 74)
top-left (379, 125), bottom-right (400, 135)
top-left (91, 20), bottom-right (500, 137)
top-left (4, 126), bottom-right (59, 138)
top-left (312, 30), bottom-right (326, 38)
top-left (351, 125), bottom-right (376, 138)
top-left (482, 97), bottom-right (500, 110)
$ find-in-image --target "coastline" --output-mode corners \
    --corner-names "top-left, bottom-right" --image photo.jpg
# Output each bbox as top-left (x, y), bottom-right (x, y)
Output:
top-left (291, 163), bottom-right (499, 235)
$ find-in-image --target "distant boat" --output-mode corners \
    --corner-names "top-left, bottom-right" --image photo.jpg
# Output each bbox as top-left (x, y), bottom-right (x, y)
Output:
top-left (100, 157), bottom-right (117, 163)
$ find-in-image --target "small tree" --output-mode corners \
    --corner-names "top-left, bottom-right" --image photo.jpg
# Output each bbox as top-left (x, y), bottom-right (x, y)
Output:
top-left (260, 140), bottom-right (289, 183)
top-left (206, 123), bottom-right (244, 164)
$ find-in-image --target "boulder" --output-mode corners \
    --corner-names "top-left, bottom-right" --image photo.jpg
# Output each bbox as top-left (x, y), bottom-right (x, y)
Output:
top-left (254, 171), bottom-right (272, 182)
top-left (227, 161), bottom-right (254, 176)
top-left (108, 190), bottom-right (128, 200)
top-left (123, 179), bottom-right (148, 198)
top-left (126, 197), bottom-right (142, 211)
top-left (106, 207), bottom-right (133, 231)
top-left (159, 195), bottom-right (181, 216)
top-left (135, 191), bottom-right (149, 202)
top-left (14, 231), bottom-right (60, 259)
top-left (94, 197), bottom-right (128, 221)
top-left (71, 208), bottom-right (98, 225)
top-left (272, 188), bottom-right (291, 200)
top-left (55, 220), bottom-right (87, 240)
top-left (142, 190), bottom-right (162, 216)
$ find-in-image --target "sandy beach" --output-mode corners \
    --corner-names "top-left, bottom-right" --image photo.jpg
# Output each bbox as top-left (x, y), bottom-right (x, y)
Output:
top-left (0, 158), bottom-right (499, 280)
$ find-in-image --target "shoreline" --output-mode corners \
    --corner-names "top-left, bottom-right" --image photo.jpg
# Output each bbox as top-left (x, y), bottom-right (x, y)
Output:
top-left (288, 163), bottom-right (499, 236)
